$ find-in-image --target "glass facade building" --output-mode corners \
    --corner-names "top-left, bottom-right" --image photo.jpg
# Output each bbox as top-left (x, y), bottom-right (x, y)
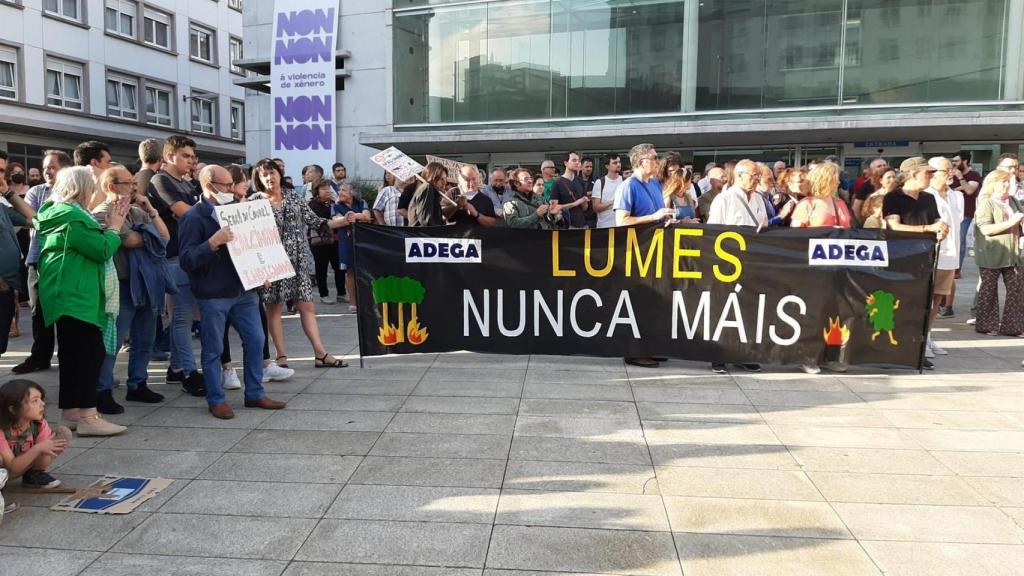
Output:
top-left (392, 0), bottom-right (1019, 126)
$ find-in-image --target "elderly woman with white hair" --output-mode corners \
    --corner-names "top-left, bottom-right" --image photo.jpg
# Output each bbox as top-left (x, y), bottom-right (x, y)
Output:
top-left (36, 166), bottom-right (128, 436)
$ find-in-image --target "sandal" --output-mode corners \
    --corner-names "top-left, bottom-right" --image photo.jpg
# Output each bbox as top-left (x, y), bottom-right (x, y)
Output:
top-left (315, 353), bottom-right (348, 368)
top-left (275, 355), bottom-right (290, 369)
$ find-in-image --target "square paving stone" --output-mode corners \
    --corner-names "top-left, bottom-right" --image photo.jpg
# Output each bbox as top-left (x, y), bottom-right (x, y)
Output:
top-left (413, 379), bottom-right (525, 398)
top-left (648, 443), bottom-right (798, 470)
top-left (420, 368), bottom-right (526, 384)
top-left (305, 378), bottom-right (420, 395)
top-left (789, 447), bottom-right (952, 475)
top-left (113, 514), bottom-right (317, 559)
top-left (675, 533), bottom-right (881, 576)
top-left (259, 410), bottom-right (394, 432)
top-left (369, 432), bottom-right (511, 459)
top-left (230, 429), bottom-right (380, 456)
top-left (0, 507), bottom-right (149, 551)
top-left (162, 479), bottom-right (342, 517)
top-left (134, 406), bottom-right (274, 429)
top-left (880, 409), bottom-right (1021, 431)
top-left (510, 436), bottom-right (650, 465)
top-left (833, 502), bottom-right (1023, 544)
top-left (861, 541), bottom-right (1024, 576)
top-left (743, 389), bottom-right (866, 408)
top-left (663, 496), bottom-right (850, 539)
top-left (0, 547), bottom-right (99, 576)
top-left (400, 396), bottom-right (520, 415)
top-left (200, 453), bottom-right (361, 484)
top-left (513, 416), bottom-right (643, 441)
top-left (486, 525), bottom-right (681, 576)
top-left (522, 382), bottom-right (634, 401)
top-left (285, 393), bottom-right (405, 412)
top-left (963, 477), bottom-right (1024, 507)
top-left (519, 399), bottom-right (638, 419)
top-left (326, 484), bottom-right (500, 523)
top-left (636, 402), bottom-right (762, 424)
top-left (769, 424), bottom-right (918, 450)
top-left (387, 413), bottom-right (516, 435)
top-left (296, 519), bottom-right (491, 567)
top-left (96, 426), bottom-right (249, 452)
top-left (630, 385), bottom-right (749, 405)
top-left (656, 467), bottom-right (822, 501)
top-left (284, 563), bottom-right (482, 576)
top-left (502, 461), bottom-right (658, 495)
top-left (496, 490), bottom-right (670, 531)
top-left (54, 448), bottom-right (221, 479)
top-left (642, 420), bottom-right (781, 446)
top-left (903, 429), bottom-right (1024, 452)
top-left (80, 554), bottom-right (288, 576)
top-left (350, 456), bottom-right (507, 488)
top-left (808, 472), bottom-right (988, 505)
top-left (758, 406), bottom-right (894, 428)
top-left (525, 369), bottom-right (630, 385)
top-left (528, 356), bottom-right (629, 373)
top-left (929, 450), bottom-right (1024, 477)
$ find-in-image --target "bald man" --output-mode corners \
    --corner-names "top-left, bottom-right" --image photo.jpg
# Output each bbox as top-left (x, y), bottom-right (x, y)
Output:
top-left (178, 164), bottom-right (287, 420)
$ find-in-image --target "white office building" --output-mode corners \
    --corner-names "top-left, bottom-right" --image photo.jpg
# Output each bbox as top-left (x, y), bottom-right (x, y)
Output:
top-left (0, 0), bottom-right (247, 169)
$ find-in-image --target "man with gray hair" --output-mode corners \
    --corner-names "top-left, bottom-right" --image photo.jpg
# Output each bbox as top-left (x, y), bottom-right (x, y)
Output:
top-left (450, 164), bottom-right (498, 227)
top-left (482, 167), bottom-right (514, 216)
top-left (923, 156), bottom-right (963, 357)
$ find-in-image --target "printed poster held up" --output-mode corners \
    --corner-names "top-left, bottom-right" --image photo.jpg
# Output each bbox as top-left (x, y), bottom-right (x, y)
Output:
top-left (371, 146), bottom-right (424, 183)
top-left (426, 155), bottom-right (469, 184)
top-left (215, 199), bottom-right (296, 291)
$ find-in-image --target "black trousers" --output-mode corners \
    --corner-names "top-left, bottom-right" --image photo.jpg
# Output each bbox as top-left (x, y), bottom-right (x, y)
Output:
top-left (312, 243), bottom-right (345, 297)
top-left (28, 266), bottom-right (55, 365)
top-left (0, 287), bottom-right (14, 355)
top-left (56, 316), bottom-right (104, 410)
top-left (220, 299), bottom-right (271, 364)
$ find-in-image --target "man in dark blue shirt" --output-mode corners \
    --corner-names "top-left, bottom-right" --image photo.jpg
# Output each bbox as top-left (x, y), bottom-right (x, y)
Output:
top-left (178, 165), bottom-right (286, 420)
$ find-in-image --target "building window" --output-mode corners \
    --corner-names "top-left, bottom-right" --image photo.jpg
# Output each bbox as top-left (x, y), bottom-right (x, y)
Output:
top-left (45, 58), bottom-right (83, 111)
top-left (143, 8), bottom-right (172, 50)
top-left (229, 36), bottom-right (244, 75)
top-left (106, 75), bottom-right (138, 120)
top-left (145, 83), bottom-right (173, 126)
top-left (230, 101), bottom-right (244, 140)
top-left (190, 94), bottom-right (215, 134)
top-left (228, 0), bottom-right (242, 12)
top-left (43, 0), bottom-right (81, 21)
top-left (0, 47), bottom-right (17, 100)
top-left (105, 0), bottom-right (136, 38)
top-left (189, 25), bottom-right (214, 63)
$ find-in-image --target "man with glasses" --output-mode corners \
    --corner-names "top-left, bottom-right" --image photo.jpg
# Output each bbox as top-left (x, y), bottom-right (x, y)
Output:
top-left (923, 157), bottom-right (963, 357)
top-left (502, 169), bottom-right (562, 229)
top-left (449, 165), bottom-right (498, 227)
top-left (93, 165), bottom-right (170, 413)
top-left (705, 159), bottom-right (766, 374)
top-left (148, 135), bottom-right (205, 397)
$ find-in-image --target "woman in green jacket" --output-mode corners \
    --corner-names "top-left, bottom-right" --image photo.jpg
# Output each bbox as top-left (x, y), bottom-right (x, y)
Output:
top-left (36, 166), bottom-right (127, 437)
top-left (973, 170), bottom-right (1024, 336)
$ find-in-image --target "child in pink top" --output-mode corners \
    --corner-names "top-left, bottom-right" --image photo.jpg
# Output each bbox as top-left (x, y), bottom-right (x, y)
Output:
top-left (1, 380), bottom-right (67, 489)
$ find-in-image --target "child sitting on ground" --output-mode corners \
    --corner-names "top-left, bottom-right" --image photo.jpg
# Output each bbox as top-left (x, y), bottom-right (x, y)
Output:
top-left (0, 379), bottom-right (68, 489)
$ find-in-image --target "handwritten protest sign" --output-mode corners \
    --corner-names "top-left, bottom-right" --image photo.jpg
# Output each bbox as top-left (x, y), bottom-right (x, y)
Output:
top-left (426, 155), bottom-right (469, 185)
top-left (214, 199), bottom-right (296, 290)
top-left (371, 147), bottom-right (424, 182)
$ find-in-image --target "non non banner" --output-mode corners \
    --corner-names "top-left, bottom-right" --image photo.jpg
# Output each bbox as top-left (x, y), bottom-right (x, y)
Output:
top-left (215, 199), bottom-right (295, 290)
top-left (355, 224), bottom-right (936, 368)
top-left (271, 0), bottom-right (338, 182)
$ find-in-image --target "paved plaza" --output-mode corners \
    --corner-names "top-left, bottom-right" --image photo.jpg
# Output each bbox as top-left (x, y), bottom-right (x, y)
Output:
top-left (0, 269), bottom-right (1022, 576)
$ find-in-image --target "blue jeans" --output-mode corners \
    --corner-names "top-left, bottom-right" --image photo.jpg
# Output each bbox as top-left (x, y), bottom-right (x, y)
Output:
top-left (98, 280), bottom-right (157, 392)
top-left (197, 290), bottom-right (266, 407)
top-left (959, 217), bottom-right (972, 270)
top-left (168, 257), bottom-right (197, 374)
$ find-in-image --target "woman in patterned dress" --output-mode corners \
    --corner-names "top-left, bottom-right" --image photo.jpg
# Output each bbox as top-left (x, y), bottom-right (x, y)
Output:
top-left (251, 159), bottom-right (348, 368)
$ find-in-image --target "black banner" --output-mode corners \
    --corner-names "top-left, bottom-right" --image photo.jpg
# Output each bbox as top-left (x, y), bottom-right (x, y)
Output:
top-left (354, 223), bottom-right (935, 368)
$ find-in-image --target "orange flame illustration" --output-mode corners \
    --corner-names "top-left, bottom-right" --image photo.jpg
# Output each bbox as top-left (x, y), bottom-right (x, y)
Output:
top-left (823, 317), bottom-right (851, 346)
top-left (378, 323), bottom-right (402, 346)
top-left (407, 318), bottom-right (429, 345)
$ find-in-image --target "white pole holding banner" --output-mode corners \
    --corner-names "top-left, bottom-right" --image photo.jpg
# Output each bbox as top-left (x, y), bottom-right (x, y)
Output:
top-left (271, 0), bottom-right (339, 184)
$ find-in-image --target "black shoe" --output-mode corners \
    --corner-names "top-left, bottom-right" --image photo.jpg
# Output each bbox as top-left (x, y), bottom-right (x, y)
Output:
top-left (182, 371), bottom-right (206, 397)
top-left (96, 389), bottom-right (125, 415)
top-left (11, 360), bottom-right (50, 375)
top-left (922, 358), bottom-right (934, 370)
top-left (711, 363), bottom-right (728, 374)
top-left (937, 306), bottom-right (954, 319)
top-left (166, 368), bottom-right (186, 384)
top-left (735, 363), bottom-right (762, 372)
top-left (21, 469), bottom-right (60, 489)
top-left (126, 382), bottom-right (165, 404)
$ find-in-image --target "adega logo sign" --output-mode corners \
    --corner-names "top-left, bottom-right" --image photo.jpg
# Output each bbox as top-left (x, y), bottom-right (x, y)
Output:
top-left (405, 238), bottom-right (482, 263)
top-left (808, 239), bottom-right (889, 267)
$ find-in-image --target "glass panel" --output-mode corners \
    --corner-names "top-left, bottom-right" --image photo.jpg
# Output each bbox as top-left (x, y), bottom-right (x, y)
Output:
top-left (106, 79), bottom-right (119, 110)
top-left (122, 13), bottom-right (133, 35)
top-left (123, 83), bottom-right (136, 117)
top-left (65, 73), bottom-right (81, 102)
top-left (105, 7), bottom-right (118, 30)
top-left (62, 0), bottom-right (78, 19)
top-left (0, 62), bottom-right (14, 90)
top-left (156, 22), bottom-right (169, 47)
top-left (476, 1), bottom-right (551, 121)
top-left (158, 91), bottom-right (170, 116)
top-left (44, 0), bottom-right (58, 12)
top-left (190, 30), bottom-right (199, 57)
top-left (144, 19), bottom-right (153, 43)
top-left (145, 87), bottom-right (156, 113)
top-left (842, 0), bottom-right (1006, 104)
top-left (46, 69), bottom-right (61, 98)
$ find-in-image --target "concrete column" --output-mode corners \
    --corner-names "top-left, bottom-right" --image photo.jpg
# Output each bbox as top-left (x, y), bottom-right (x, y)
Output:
top-left (1004, 0), bottom-right (1024, 100)
top-left (680, 0), bottom-right (699, 112)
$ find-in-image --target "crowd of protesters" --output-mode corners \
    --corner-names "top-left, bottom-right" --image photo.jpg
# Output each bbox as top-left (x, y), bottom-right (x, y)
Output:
top-left (0, 135), bottom-right (1021, 493)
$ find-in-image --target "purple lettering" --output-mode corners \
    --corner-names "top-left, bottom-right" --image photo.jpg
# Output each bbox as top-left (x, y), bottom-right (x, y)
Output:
top-left (274, 37), bottom-right (333, 65)
top-left (275, 8), bottom-right (335, 37)
top-left (275, 124), bottom-right (332, 151)
top-left (274, 96), bottom-right (332, 123)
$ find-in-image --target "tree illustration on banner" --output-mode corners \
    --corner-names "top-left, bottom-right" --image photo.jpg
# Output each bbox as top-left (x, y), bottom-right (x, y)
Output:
top-left (372, 276), bottom-right (428, 346)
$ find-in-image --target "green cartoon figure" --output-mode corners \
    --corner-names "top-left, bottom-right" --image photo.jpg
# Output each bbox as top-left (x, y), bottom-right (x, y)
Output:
top-left (865, 290), bottom-right (900, 346)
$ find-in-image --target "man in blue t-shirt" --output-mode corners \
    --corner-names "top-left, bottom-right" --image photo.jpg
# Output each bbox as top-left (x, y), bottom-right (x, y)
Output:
top-left (614, 143), bottom-right (675, 369)
top-left (614, 143), bottom-right (675, 227)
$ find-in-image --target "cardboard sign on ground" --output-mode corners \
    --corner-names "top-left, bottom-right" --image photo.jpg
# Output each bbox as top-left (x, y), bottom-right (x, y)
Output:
top-left (51, 476), bottom-right (173, 515)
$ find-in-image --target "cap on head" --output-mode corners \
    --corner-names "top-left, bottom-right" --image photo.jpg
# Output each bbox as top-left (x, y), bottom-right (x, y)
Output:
top-left (899, 157), bottom-right (934, 173)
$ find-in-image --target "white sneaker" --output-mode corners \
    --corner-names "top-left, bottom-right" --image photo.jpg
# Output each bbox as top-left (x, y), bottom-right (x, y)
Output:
top-left (966, 317), bottom-right (976, 325)
top-left (222, 367), bottom-right (242, 390)
top-left (924, 340), bottom-right (936, 359)
top-left (929, 340), bottom-right (948, 355)
top-left (263, 361), bottom-right (295, 382)
top-left (801, 364), bottom-right (821, 374)
top-left (320, 296), bottom-right (335, 304)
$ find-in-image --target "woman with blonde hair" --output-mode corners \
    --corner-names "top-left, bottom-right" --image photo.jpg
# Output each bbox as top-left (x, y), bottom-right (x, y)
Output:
top-left (973, 170), bottom-right (1024, 336)
top-left (36, 166), bottom-right (127, 436)
top-left (662, 153), bottom-right (699, 223)
top-left (860, 169), bottom-right (898, 228)
top-left (790, 162), bottom-right (852, 228)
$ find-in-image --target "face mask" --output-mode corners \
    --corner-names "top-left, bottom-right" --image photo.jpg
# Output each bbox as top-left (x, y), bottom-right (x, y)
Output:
top-left (28, 178), bottom-right (42, 187)
top-left (213, 191), bottom-right (235, 205)
top-left (10, 173), bottom-right (25, 185)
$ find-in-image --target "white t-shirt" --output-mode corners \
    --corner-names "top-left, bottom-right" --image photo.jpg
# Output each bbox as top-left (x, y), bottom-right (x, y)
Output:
top-left (926, 187), bottom-right (963, 270)
top-left (593, 175), bottom-right (624, 229)
top-left (706, 185), bottom-right (768, 227)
